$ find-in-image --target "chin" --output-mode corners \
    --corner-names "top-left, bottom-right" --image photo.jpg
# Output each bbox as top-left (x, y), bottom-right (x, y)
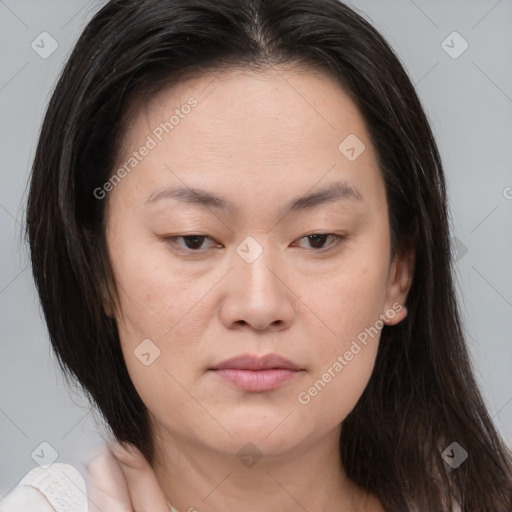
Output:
top-left (205, 410), bottom-right (316, 453)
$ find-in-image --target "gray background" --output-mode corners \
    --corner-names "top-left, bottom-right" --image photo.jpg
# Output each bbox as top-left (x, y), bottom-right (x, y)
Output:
top-left (1, 0), bottom-right (511, 497)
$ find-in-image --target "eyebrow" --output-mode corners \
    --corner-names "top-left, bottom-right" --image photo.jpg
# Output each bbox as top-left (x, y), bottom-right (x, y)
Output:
top-left (144, 180), bottom-right (363, 214)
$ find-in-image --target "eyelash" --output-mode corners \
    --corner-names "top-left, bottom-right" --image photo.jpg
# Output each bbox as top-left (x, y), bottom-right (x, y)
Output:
top-left (162, 233), bottom-right (346, 254)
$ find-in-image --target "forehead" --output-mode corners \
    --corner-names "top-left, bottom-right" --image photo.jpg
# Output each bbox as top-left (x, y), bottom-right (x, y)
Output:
top-left (110, 65), bottom-right (383, 214)
top-left (124, 65), bottom-right (369, 156)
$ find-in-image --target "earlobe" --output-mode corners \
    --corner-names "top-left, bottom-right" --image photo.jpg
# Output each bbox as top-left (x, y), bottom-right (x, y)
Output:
top-left (384, 247), bottom-right (414, 326)
top-left (383, 302), bottom-right (408, 326)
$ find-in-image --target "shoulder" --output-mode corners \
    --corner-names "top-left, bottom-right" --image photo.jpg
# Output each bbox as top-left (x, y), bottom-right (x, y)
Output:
top-left (0, 464), bottom-right (87, 512)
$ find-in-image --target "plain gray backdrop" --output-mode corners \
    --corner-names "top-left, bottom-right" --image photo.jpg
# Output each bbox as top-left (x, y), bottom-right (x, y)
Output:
top-left (1, 0), bottom-right (511, 498)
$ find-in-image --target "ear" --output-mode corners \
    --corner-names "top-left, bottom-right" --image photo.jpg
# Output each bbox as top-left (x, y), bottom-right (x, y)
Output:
top-left (383, 244), bottom-right (415, 326)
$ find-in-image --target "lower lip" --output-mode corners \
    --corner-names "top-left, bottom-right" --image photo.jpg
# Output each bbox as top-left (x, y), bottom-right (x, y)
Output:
top-left (211, 368), bottom-right (299, 391)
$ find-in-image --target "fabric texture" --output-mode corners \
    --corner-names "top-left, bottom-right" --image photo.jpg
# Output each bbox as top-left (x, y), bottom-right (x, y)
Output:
top-left (0, 464), bottom-right (87, 512)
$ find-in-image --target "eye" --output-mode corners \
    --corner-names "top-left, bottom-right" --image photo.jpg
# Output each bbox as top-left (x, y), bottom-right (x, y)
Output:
top-left (163, 234), bottom-right (219, 252)
top-left (162, 232), bottom-right (346, 253)
top-left (294, 233), bottom-right (345, 251)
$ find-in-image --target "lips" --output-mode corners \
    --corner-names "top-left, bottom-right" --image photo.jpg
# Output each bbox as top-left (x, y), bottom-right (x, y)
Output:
top-left (209, 353), bottom-right (303, 392)
top-left (211, 353), bottom-right (301, 371)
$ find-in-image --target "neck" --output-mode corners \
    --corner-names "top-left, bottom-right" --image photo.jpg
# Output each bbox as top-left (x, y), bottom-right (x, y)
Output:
top-left (151, 424), bottom-right (380, 512)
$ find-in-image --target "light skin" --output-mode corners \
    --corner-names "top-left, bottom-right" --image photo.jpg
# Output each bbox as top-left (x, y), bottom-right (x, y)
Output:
top-left (86, 65), bottom-right (414, 512)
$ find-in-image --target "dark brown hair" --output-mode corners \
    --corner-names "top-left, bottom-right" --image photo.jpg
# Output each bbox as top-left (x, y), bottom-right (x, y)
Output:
top-left (25, 0), bottom-right (512, 510)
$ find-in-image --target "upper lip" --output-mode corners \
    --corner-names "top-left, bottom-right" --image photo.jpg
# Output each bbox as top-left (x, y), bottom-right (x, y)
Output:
top-left (210, 353), bottom-right (302, 371)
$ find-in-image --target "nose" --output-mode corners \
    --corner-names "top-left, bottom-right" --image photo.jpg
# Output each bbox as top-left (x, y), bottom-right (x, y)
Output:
top-left (218, 241), bottom-right (296, 332)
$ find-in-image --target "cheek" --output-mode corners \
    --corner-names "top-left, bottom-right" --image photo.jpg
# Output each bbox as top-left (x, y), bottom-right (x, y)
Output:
top-left (108, 227), bottom-right (203, 339)
top-left (294, 247), bottom-right (388, 422)
top-left (304, 249), bottom-right (390, 349)
top-left (106, 229), bottom-right (210, 395)
top-left (295, 349), bottom-right (377, 438)
top-left (295, 268), bottom-right (385, 429)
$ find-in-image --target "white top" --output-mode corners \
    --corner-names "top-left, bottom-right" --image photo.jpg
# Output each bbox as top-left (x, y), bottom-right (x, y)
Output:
top-left (0, 464), bottom-right (87, 512)
top-left (0, 464), bottom-right (181, 512)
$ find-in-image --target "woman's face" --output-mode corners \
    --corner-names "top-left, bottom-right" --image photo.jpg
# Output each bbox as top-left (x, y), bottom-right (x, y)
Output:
top-left (104, 66), bottom-right (412, 460)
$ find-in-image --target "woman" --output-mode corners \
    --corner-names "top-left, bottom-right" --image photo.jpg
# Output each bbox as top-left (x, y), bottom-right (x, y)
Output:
top-left (9, 0), bottom-right (512, 510)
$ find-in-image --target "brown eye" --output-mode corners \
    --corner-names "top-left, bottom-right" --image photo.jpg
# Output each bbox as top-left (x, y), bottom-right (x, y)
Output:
top-left (164, 234), bottom-right (218, 252)
top-left (295, 233), bottom-right (344, 250)
top-left (179, 235), bottom-right (208, 250)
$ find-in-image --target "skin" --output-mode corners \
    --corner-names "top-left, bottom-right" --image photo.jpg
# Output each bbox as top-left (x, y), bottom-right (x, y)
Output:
top-left (89, 65), bottom-right (414, 512)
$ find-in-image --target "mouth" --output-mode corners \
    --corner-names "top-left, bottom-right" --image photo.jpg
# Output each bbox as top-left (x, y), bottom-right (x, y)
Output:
top-left (209, 353), bottom-right (303, 392)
